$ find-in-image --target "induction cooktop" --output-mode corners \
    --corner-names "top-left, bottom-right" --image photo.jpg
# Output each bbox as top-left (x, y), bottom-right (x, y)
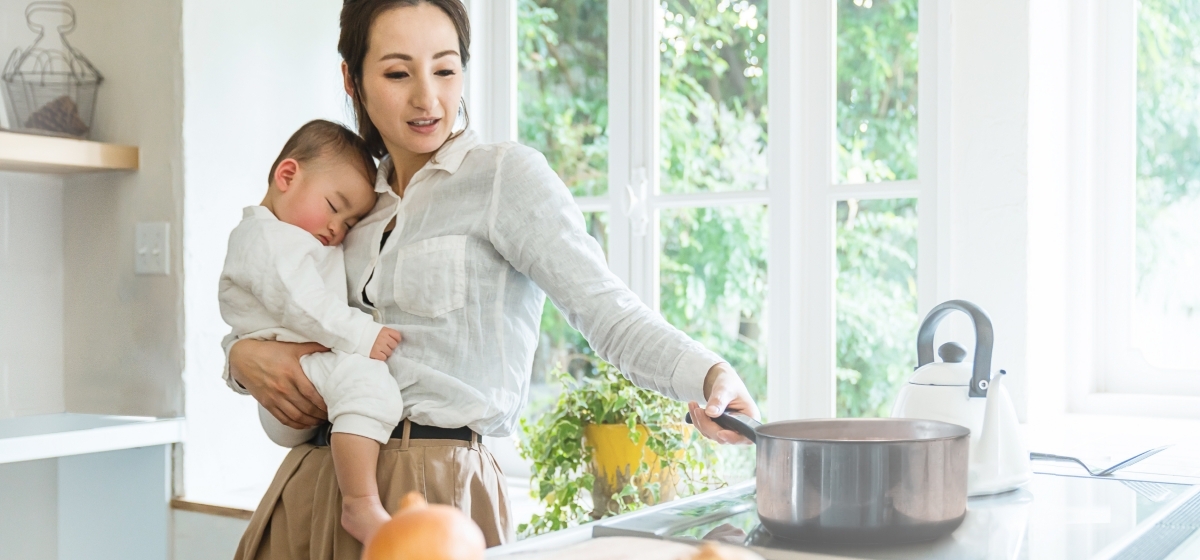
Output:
top-left (593, 474), bottom-right (1200, 560)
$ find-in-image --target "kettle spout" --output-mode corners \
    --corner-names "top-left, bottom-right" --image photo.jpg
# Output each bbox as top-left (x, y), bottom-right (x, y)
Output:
top-left (969, 371), bottom-right (1033, 496)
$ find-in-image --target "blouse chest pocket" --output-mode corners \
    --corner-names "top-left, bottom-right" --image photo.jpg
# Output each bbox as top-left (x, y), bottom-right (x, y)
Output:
top-left (393, 235), bottom-right (468, 318)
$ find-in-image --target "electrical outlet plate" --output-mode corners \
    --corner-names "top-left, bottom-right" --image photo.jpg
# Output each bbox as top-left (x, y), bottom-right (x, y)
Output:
top-left (135, 222), bottom-right (170, 275)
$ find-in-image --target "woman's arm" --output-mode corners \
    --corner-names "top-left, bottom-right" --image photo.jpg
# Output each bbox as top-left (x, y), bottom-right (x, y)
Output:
top-left (229, 339), bottom-right (330, 429)
top-left (488, 145), bottom-right (760, 442)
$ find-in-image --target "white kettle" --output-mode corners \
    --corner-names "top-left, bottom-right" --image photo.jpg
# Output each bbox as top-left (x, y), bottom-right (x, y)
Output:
top-left (890, 300), bottom-right (1032, 496)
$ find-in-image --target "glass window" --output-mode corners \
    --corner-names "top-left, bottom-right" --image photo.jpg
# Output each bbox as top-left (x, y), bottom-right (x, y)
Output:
top-left (658, 0), bottom-right (768, 194)
top-left (1132, 0), bottom-right (1200, 370)
top-left (835, 0), bottom-right (918, 184)
top-left (518, 0), bottom-right (609, 197)
top-left (835, 198), bottom-right (917, 418)
top-left (659, 206), bottom-right (768, 405)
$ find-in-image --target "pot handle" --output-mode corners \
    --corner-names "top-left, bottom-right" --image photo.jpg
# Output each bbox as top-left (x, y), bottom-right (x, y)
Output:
top-left (917, 300), bottom-right (995, 398)
top-left (685, 411), bottom-right (761, 443)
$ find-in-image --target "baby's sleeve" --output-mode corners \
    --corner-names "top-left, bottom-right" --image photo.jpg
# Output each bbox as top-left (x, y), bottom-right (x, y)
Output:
top-left (220, 332), bottom-right (252, 395)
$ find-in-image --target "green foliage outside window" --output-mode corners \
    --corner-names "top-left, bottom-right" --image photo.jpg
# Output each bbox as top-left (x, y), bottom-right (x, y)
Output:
top-left (657, 0), bottom-right (770, 403)
top-left (835, 199), bottom-right (918, 418)
top-left (836, 0), bottom-right (919, 184)
top-left (518, 0), bottom-right (609, 198)
top-left (659, 0), bottom-right (768, 196)
top-left (834, 0), bottom-right (919, 417)
top-left (1135, 0), bottom-right (1200, 293)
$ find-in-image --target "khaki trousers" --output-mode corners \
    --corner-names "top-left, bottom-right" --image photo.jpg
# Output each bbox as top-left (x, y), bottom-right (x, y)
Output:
top-left (234, 422), bottom-right (513, 560)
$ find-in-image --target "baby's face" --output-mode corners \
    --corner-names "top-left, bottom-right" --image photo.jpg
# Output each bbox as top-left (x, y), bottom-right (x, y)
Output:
top-left (275, 155), bottom-right (376, 246)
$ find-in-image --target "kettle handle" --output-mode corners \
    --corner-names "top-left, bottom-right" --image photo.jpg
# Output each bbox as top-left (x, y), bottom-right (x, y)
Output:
top-left (917, 300), bottom-right (995, 398)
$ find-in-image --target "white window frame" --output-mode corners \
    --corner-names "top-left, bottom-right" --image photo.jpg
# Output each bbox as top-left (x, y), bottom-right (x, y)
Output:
top-left (470, 0), bottom-right (947, 425)
top-left (1065, 0), bottom-right (1200, 418)
top-left (768, 0), bottom-right (949, 420)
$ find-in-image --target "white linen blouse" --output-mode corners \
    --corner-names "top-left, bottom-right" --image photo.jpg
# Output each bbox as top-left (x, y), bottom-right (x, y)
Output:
top-left (226, 129), bottom-right (724, 437)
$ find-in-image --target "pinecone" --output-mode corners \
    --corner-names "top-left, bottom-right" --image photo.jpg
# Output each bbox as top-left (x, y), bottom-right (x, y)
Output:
top-left (25, 95), bottom-right (90, 137)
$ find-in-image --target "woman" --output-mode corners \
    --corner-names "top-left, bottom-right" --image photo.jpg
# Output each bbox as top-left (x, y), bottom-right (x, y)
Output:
top-left (228, 1), bottom-right (761, 557)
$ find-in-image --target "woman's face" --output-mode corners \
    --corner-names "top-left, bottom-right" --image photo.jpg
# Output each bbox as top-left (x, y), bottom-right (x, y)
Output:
top-left (350, 3), bottom-right (464, 158)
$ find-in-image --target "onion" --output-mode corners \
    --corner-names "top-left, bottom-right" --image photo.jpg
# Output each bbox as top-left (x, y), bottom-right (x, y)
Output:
top-left (690, 542), bottom-right (765, 560)
top-left (363, 492), bottom-right (486, 560)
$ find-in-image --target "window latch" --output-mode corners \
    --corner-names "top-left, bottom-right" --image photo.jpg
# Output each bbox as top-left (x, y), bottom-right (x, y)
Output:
top-left (625, 167), bottom-right (649, 236)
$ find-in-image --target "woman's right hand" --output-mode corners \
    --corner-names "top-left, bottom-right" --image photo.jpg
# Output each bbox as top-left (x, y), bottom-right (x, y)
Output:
top-left (229, 339), bottom-right (329, 429)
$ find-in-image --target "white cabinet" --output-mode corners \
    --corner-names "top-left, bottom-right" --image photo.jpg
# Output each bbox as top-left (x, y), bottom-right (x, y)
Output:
top-left (0, 414), bottom-right (183, 560)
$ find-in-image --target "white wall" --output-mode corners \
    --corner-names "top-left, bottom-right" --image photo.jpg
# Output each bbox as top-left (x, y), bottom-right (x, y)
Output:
top-left (0, 174), bottom-right (64, 419)
top-left (172, 510), bottom-right (250, 560)
top-left (57, 0), bottom-right (185, 419)
top-left (1026, 0), bottom-right (1071, 421)
top-left (180, 0), bottom-right (352, 507)
top-left (0, 1), bottom-right (66, 420)
top-left (943, 0), bottom-right (1032, 419)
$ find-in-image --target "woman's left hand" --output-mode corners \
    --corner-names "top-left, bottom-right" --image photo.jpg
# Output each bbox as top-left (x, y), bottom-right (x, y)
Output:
top-left (689, 362), bottom-right (761, 445)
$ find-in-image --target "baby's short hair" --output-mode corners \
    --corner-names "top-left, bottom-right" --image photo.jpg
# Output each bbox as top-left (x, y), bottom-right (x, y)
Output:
top-left (268, 120), bottom-right (377, 185)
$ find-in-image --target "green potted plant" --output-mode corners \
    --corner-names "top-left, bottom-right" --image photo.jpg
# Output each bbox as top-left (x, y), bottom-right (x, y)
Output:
top-left (517, 360), bottom-right (726, 536)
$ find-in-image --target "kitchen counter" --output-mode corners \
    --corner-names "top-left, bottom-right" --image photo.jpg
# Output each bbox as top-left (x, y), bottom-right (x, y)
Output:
top-left (0, 412), bottom-right (184, 464)
top-left (1024, 414), bottom-right (1200, 484)
top-left (494, 415), bottom-right (1200, 559)
top-left (493, 473), bottom-right (1200, 559)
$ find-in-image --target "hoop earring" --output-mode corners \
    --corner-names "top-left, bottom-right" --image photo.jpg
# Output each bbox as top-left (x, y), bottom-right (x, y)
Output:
top-left (458, 96), bottom-right (469, 128)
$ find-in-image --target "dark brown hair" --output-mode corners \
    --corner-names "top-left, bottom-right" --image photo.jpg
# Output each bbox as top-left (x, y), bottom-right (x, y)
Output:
top-left (339, 0), bottom-right (471, 159)
top-left (268, 119), bottom-right (377, 185)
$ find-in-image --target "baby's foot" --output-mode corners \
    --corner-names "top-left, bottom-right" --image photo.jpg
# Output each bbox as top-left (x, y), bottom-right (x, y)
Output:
top-left (341, 494), bottom-right (391, 544)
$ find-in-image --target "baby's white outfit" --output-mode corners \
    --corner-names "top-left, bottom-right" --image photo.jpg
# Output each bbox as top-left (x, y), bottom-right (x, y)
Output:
top-left (219, 205), bottom-right (402, 446)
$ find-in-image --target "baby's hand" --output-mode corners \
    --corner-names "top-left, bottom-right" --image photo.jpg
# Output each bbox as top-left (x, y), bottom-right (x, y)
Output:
top-left (370, 327), bottom-right (401, 360)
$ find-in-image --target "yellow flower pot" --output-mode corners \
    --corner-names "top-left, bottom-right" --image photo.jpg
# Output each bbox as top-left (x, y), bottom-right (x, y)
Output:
top-left (584, 423), bottom-right (685, 518)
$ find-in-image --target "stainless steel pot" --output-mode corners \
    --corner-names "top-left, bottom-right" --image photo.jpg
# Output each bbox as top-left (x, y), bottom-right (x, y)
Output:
top-left (701, 413), bottom-right (970, 544)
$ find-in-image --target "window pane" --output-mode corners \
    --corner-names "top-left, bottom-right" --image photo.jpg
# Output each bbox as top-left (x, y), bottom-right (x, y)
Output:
top-left (658, 0), bottom-right (768, 194)
top-left (835, 199), bottom-right (917, 417)
top-left (518, 0), bottom-right (609, 197)
top-left (659, 205), bottom-right (768, 405)
top-left (531, 212), bottom-right (609, 385)
top-left (1133, 0), bottom-right (1200, 370)
top-left (835, 0), bottom-right (918, 184)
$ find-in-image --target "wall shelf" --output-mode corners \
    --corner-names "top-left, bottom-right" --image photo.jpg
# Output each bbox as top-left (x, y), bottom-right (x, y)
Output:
top-left (0, 130), bottom-right (139, 174)
top-left (0, 413), bottom-right (183, 465)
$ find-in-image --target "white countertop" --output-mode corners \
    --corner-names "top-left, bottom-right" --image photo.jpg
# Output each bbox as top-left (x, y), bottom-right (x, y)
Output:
top-left (0, 413), bottom-right (185, 464)
top-left (1024, 413), bottom-right (1200, 483)
top-left (493, 413), bottom-right (1200, 559)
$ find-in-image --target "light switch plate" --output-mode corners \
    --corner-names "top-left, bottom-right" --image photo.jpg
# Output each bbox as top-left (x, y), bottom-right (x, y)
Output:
top-left (135, 222), bottom-right (170, 275)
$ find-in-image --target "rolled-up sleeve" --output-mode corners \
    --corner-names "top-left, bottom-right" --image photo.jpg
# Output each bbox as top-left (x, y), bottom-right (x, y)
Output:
top-left (487, 145), bottom-right (723, 403)
top-left (220, 334), bottom-right (251, 395)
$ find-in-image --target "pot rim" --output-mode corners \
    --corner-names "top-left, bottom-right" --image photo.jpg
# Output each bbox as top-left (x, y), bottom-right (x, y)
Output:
top-left (754, 418), bottom-right (970, 444)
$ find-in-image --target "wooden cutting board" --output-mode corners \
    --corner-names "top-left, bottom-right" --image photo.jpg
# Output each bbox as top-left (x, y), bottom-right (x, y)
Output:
top-left (493, 537), bottom-right (721, 560)
top-left (493, 536), bottom-right (854, 560)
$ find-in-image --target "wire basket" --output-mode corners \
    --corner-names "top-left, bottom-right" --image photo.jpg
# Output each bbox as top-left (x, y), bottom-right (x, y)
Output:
top-left (2, 2), bottom-right (102, 138)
